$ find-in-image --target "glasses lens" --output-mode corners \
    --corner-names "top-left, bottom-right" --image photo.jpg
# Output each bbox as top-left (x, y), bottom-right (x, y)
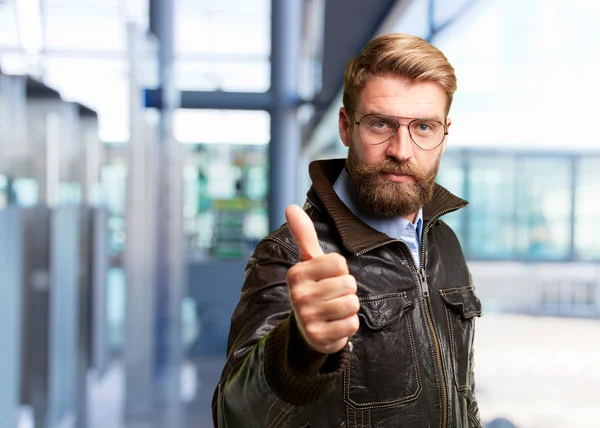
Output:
top-left (359, 114), bottom-right (398, 145)
top-left (409, 119), bottom-right (445, 149)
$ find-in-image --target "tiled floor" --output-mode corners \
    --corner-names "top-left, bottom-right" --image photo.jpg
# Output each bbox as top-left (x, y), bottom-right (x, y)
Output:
top-left (86, 314), bottom-right (600, 428)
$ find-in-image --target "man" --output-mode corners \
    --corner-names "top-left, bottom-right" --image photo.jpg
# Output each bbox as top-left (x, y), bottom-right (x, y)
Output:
top-left (213, 33), bottom-right (483, 428)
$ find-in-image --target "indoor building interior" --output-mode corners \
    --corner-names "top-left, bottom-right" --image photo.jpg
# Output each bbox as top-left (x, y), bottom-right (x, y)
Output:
top-left (0, 0), bottom-right (599, 427)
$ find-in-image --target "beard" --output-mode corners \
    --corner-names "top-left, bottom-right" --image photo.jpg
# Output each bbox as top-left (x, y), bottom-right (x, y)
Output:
top-left (345, 147), bottom-right (441, 218)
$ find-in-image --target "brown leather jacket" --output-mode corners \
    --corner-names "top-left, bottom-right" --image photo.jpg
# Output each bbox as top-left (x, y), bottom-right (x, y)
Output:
top-left (213, 159), bottom-right (483, 428)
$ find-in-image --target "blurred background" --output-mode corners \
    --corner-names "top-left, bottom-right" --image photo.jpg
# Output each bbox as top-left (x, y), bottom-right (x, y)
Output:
top-left (0, 0), bottom-right (598, 427)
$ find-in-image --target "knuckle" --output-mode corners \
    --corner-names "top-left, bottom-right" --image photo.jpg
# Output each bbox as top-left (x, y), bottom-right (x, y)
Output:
top-left (325, 253), bottom-right (347, 273)
top-left (305, 324), bottom-right (322, 344)
top-left (289, 286), bottom-right (305, 303)
top-left (332, 253), bottom-right (348, 272)
top-left (348, 294), bottom-right (361, 313)
top-left (344, 275), bottom-right (357, 293)
top-left (349, 315), bottom-right (360, 333)
top-left (286, 266), bottom-right (302, 284)
top-left (296, 306), bottom-right (312, 322)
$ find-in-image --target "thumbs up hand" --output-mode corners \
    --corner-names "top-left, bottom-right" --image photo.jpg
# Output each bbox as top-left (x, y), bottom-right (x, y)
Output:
top-left (285, 205), bottom-right (360, 355)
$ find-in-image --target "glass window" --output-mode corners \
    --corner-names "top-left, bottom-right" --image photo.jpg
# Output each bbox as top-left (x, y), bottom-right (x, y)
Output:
top-left (176, 13), bottom-right (270, 57)
top-left (0, 2), bottom-right (21, 47)
top-left (174, 109), bottom-right (270, 145)
top-left (436, 152), bottom-right (466, 244)
top-left (175, 0), bottom-right (271, 93)
top-left (44, 6), bottom-right (125, 51)
top-left (467, 155), bottom-right (517, 259)
top-left (175, 58), bottom-right (270, 93)
top-left (575, 157), bottom-right (600, 261)
top-left (515, 157), bottom-right (572, 260)
top-left (183, 143), bottom-right (268, 259)
top-left (43, 56), bottom-right (129, 142)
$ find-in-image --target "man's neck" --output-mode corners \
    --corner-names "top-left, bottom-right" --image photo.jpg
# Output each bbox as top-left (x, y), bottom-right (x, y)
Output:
top-left (403, 212), bottom-right (419, 224)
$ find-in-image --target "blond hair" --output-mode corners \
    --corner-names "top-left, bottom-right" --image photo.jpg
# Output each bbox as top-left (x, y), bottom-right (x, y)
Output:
top-left (343, 33), bottom-right (457, 116)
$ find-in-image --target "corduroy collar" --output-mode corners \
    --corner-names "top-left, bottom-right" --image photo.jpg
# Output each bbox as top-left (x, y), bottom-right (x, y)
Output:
top-left (305, 158), bottom-right (469, 255)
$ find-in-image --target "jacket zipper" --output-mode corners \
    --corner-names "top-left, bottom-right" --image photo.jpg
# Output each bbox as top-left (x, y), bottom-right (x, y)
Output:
top-left (417, 205), bottom-right (466, 428)
top-left (419, 266), bottom-right (447, 428)
top-left (355, 203), bottom-right (466, 428)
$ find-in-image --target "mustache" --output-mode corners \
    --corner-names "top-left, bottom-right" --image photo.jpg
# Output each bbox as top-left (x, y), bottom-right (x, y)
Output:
top-left (360, 159), bottom-right (420, 176)
top-left (349, 157), bottom-right (440, 185)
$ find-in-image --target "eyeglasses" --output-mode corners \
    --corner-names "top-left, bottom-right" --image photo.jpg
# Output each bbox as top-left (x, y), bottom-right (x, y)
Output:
top-left (353, 111), bottom-right (448, 150)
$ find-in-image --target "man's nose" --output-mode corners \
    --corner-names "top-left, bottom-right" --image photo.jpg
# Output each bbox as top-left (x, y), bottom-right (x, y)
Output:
top-left (385, 124), bottom-right (414, 161)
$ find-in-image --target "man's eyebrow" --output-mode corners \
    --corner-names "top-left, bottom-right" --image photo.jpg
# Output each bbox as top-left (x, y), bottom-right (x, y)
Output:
top-left (364, 110), bottom-right (445, 123)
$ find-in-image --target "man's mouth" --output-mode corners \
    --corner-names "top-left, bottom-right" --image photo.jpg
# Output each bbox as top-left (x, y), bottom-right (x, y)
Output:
top-left (382, 173), bottom-right (414, 183)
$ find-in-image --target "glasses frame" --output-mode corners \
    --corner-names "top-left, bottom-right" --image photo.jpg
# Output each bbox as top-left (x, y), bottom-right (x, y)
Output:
top-left (352, 111), bottom-right (449, 150)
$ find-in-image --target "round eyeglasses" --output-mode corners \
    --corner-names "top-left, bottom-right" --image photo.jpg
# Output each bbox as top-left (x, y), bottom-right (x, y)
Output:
top-left (354, 112), bottom-right (448, 150)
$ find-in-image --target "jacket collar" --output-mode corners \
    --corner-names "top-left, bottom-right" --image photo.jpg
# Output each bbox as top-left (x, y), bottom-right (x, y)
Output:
top-left (306, 158), bottom-right (469, 255)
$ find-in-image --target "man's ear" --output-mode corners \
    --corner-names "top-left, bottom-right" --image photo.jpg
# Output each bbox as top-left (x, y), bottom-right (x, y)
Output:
top-left (339, 108), bottom-right (352, 148)
top-left (441, 117), bottom-right (452, 154)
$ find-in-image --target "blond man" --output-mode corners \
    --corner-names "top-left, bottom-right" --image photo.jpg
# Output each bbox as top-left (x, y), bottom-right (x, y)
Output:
top-left (213, 33), bottom-right (483, 428)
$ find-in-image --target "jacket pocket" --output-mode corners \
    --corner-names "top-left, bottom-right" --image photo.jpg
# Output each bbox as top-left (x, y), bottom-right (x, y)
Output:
top-left (439, 286), bottom-right (483, 392)
top-left (343, 292), bottom-right (422, 409)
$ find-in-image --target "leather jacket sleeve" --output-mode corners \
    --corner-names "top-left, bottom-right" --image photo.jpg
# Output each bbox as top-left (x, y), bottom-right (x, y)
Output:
top-left (212, 238), bottom-right (350, 427)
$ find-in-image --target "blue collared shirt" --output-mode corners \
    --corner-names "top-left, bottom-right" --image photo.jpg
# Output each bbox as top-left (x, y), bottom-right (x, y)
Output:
top-left (333, 168), bottom-right (424, 267)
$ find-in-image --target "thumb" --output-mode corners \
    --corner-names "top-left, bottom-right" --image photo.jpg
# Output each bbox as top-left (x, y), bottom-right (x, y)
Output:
top-left (285, 205), bottom-right (324, 261)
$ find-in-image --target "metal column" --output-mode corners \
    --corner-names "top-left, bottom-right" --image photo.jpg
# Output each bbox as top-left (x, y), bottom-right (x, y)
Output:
top-left (0, 208), bottom-right (23, 428)
top-left (124, 23), bottom-right (158, 420)
top-left (269, 0), bottom-right (304, 231)
top-left (150, 0), bottom-right (185, 425)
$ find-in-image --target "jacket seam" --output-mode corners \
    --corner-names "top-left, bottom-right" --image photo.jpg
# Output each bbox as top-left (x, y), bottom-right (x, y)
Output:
top-left (268, 236), bottom-right (300, 257)
top-left (267, 401), bottom-right (293, 428)
top-left (439, 286), bottom-right (475, 295)
top-left (467, 410), bottom-right (483, 428)
top-left (343, 313), bottom-right (422, 409)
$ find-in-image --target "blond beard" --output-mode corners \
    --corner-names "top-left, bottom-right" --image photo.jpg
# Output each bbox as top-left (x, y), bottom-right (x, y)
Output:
top-left (345, 147), bottom-right (440, 218)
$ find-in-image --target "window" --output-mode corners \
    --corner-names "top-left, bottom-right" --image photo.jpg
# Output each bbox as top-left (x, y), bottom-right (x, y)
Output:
top-left (436, 152), bottom-right (466, 244)
top-left (182, 142), bottom-right (268, 259)
top-left (467, 155), bottom-right (517, 259)
top-left (174, 109), bottom-right (270, 145)
top-left (175, 0), bottom-right (271, 93)
top-left (575, 157), bottom-right (600, 261)
top-left (515, 157), bottom-right (572, 260)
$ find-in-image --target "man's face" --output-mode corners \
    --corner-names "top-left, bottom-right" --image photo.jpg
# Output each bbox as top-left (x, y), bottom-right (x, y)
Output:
top-left (338, 75), bottom-right (451, 218)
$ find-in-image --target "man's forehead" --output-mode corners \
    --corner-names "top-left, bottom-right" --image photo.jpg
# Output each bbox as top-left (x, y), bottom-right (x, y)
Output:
top-left (356, 76), bottom-right (447, 119)
top-left (357, 100), bottom-right (446, 121)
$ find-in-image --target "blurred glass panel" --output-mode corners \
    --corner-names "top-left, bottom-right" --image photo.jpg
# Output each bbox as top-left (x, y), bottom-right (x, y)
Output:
top-left (44, 1), bottom-right (124, 51)
top-left (176, 0), bottom-right (270, 56)
top-left (435, 0), bottom-right (600, 152)
top-left (436, 152), bottom-right (466, 245)
top-left (575, 157), bottom-right (600, 261)
top-left (12, 178), bottom-right (39, 206)
top-left (42, 56), bottom-right (129, 142)
top-left (175, 109), bottom-right (269, 145)
top-left (0, 2), bottom-right (21, 47)
top-left (175, 0), bottom-right (271, 94)
top-left (0, 174), bottom-right (7, 208)
top-left (467, 155), bottom-right (516, 259)
top-left (175, 58), bottom-right (270, 92)
top-left (515, 157), bottom-right (572, 260)
top-left (183, 143), bottom-right (268, 259)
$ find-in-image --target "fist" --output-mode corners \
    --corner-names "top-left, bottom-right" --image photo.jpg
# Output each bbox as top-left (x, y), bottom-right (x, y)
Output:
top-left (285, 205), bottom-right (360, 355)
